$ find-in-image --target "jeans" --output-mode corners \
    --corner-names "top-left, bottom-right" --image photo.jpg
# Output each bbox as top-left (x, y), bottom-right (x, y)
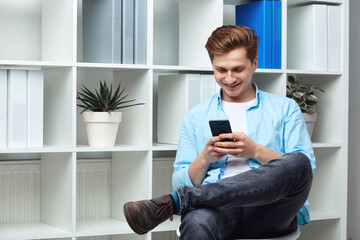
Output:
top-left (176, 152), bottom-right (313, 240)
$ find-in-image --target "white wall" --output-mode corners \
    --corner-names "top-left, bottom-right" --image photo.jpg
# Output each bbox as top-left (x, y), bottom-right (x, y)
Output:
top-left (348, 1), bottom-right (360, 239)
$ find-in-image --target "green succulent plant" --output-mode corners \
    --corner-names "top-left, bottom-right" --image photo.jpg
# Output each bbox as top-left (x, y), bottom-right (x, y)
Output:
top-left (77, 81), bottom-right (144, 113)
top-left (286, 75), bottom-right (324, 113)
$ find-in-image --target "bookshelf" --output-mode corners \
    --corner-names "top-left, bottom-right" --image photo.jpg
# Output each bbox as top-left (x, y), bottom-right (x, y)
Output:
top-left (0, 1), bottom-right (348, 240)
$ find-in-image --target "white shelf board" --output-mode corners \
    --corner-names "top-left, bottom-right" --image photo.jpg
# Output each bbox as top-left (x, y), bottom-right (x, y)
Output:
top-left (287, 0), bottom-right (342, 7)
top-left (310, 211), bottom-right (342, 221)
top-left (152, 143), bottom-right (178, 151)
top-left (0, 60), bottom-right (73, 69)
top-left (0, 222), bottom-right (71, 240)
top-left (152, 215), bottom-right (181, 232)
top-left (76, 62), bottom-right (149, 70)
top-left (255, 69), bottom-right (284, 74)
top-left (153, 65), bottom-right (213, 72)
top-left (312, 142), bottom-right (342, 148)
top-left (0, 146), bottom-right (74, 154)
top-left (286, 69), bottom-right (342, 76)
top-left (76, 218), bottom-right (133, 237)
top-left (224, 0), bottom-right (343, 7)
top-left (76, 144), bottom-right (150, 152)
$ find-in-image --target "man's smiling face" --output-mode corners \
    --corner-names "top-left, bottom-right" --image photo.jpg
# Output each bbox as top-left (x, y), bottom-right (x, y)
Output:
top-left (212, 47), bottom-right (257, 103)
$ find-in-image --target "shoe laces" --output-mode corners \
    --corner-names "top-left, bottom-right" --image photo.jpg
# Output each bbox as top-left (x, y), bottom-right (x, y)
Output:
top-left (155, 198), bottom-right (174, 221)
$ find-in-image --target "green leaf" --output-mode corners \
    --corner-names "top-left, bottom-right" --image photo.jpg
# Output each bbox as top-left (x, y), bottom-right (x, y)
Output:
top-left (76, 80), bottom-right (145, 112)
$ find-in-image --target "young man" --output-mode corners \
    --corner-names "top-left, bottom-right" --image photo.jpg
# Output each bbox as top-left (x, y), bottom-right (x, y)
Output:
top-left (123, 25), bottom-right (315, 239)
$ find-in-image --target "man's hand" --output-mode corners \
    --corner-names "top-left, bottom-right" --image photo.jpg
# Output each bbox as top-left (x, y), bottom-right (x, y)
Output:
top-left (202, 135), bottom-right (229, 164)
top-left (214, 132), bottom-right (282, 164)
top-left (213, 132), bottom-right (258, 159)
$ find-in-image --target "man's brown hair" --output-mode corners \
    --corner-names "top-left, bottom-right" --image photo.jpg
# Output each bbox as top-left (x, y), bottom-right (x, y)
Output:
top-left (205, 25), bottom-right (259, 63)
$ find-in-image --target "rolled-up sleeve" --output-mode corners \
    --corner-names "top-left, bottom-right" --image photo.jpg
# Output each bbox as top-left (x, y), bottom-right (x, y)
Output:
top-left (284, 99), bottom-right (316, 173)
top-left (172, 112), bottom-right (198, 189)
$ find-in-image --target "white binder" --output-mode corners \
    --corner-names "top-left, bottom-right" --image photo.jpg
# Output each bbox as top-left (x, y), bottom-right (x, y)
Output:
top-left (27, 70), bottom-right (44, 148)
top-left (7, 69), bottom-right (27, 148)
top-left (0, 69), bottom-right (7, 148)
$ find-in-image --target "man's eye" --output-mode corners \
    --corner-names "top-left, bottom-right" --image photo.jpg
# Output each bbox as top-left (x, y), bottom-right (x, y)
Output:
top-left (233, 68), bottom-right (244, 72)
top-left (218, 69), bottom-right (227, 73)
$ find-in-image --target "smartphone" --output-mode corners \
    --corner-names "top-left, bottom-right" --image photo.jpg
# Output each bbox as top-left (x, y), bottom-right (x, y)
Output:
top-left (209, 120), bottom-right (233, 141)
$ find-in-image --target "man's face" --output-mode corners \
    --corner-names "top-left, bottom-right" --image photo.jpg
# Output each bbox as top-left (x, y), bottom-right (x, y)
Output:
top-left (212, 47), bottom-right (257, 102)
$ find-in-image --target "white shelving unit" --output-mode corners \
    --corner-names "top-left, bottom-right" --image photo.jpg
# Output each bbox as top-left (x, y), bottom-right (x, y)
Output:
top-left (0, 0), bottom-right (348, 240)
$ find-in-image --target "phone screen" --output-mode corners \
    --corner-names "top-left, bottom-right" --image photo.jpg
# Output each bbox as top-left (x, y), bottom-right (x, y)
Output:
top-left (209, 120), bottom-right (232, 137)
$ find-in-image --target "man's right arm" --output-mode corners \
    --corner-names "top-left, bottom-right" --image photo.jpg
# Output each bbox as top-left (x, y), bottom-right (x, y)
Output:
top-left (188, 137), bottom-right (227, 186)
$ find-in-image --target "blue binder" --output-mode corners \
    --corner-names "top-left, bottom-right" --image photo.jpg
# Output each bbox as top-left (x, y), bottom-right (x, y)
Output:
top-left (236, 0), bottom-right (281, 69)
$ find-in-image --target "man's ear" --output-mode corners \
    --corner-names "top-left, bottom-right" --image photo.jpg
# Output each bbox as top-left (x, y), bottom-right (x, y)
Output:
top-left (252, 56), bottom-right (258, 70)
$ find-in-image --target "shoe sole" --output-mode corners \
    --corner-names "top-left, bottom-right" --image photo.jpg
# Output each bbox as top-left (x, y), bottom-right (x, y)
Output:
top-left (123, 203), bottom-right (148, 235)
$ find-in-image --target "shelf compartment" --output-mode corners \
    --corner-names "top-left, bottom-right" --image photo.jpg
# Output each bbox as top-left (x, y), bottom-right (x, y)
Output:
top-left (298, 219), bottom-right (341, 240)
top-left (76, 152), bottom-right (151, 236)
top-left (76, 68), bottom-right (150, 147)
top-left (44, 67), bottom-right (74, 148)
top-left (252, 73), bottom-right (286, 96)
top-left (291, 74), bottom-right (345, 143)
top-left (308, 148), bottom-right (343, 219)
top-left (152, 157), bottom-right (175, 197)
top-left (76, 218), bottom-right (132, 237)
top-left (153, 0), bottom-right (222, 68)
top-left (0, 223), bottom-right (71, 240)
top-left (0, 153), bottom-right (74, 238)
top-left (0, 0), bottom-right (74, 62)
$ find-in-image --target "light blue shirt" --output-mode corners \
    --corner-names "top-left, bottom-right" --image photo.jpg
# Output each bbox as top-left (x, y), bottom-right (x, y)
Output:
top-left (172, 84), bottom-right (316, 226)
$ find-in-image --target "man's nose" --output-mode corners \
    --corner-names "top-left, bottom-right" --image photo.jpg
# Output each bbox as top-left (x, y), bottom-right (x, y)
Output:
top-left (225, 71), bottom-right (237, 83)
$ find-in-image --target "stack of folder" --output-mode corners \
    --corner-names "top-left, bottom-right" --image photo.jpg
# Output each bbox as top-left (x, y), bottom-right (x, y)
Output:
top-left (82, 0), bottom-right (147, 64)
top-left (0, 69), bottom-right (44, 149)
top-left (235, 0), bottom-right (281, 69)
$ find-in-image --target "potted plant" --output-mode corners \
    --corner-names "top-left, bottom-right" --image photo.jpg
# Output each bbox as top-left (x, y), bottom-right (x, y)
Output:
top-left (286, 75), bottom-right (324, 138)
top-left (77, 81), bottom-right (144, 147)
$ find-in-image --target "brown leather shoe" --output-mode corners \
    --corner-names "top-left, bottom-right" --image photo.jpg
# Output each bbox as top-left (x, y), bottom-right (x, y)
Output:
top-left (123, 194), bottom-right (174, 235)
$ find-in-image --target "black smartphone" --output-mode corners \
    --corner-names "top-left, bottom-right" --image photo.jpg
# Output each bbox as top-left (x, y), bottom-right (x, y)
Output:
top-left (209, 120), bottom-right (233, 141)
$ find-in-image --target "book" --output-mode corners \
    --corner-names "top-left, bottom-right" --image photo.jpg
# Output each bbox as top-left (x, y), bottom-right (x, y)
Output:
top-left (7, 69), bottom-right (27, 148)
top-left (327, 5), bottom-right (340, 71)
top-left (122, 0), bottom-right (134, 64)
top-left (113, 0), bottom-right (122, 64)
top-left (0, 69), bottom-right (7, 148)
top-left (236, 1), bottom-right (273, 69)
top-left (83, 0), bottom-right (121, 63)
top-left (287, 4), bottom-right (327, 71)
top-left (134, 0), bottom-right (147, 64)
top-left (272, 0), bottom-right (282, 69)
top-left (27, 70), bottom-right (44, 148)
top-left (157, 74), bottom-right (201, 144)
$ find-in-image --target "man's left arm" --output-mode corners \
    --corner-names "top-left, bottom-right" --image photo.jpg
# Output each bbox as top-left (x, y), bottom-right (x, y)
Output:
top-left (282, 99), bottom-right (316, 173)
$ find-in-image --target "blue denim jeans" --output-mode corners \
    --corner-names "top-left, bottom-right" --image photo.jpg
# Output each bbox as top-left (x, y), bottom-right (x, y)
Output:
top-left (176, 152), bottom-right (313, 240)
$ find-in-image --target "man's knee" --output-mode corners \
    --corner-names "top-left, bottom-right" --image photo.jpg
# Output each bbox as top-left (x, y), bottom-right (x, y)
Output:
top-left (180, 208), bottom-right (220, 239)
top-left (281, 151), bottom-right (313, 176)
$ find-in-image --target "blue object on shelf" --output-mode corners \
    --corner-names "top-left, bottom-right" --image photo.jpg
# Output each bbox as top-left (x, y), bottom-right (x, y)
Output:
top-left (236, 0), bottom-right (281, 69)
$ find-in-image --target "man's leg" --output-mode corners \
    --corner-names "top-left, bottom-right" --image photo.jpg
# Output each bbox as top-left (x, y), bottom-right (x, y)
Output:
top-left (177, 152), bottom-right (312, 214)
top-left (179, 207), bottom-right (240, 240)
top-left (124, 151), bottom-right (312, 235)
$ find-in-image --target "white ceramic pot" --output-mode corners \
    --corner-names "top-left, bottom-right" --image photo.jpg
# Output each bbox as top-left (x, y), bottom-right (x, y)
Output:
top-left (303, 112), bottom-right (317, 138)
top-left (82, 112), bottom-right (122, 147)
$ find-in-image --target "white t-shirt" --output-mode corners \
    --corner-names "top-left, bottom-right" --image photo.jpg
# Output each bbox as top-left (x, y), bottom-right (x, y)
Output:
top-left (221, 98), bottom-right (257, 178)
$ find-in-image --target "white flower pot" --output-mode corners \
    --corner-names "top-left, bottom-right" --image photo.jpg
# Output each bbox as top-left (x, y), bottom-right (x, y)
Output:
top-left (82, 112), bottom-right (122, 147)
top-left (303, 112), bottom-right (317, 138)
